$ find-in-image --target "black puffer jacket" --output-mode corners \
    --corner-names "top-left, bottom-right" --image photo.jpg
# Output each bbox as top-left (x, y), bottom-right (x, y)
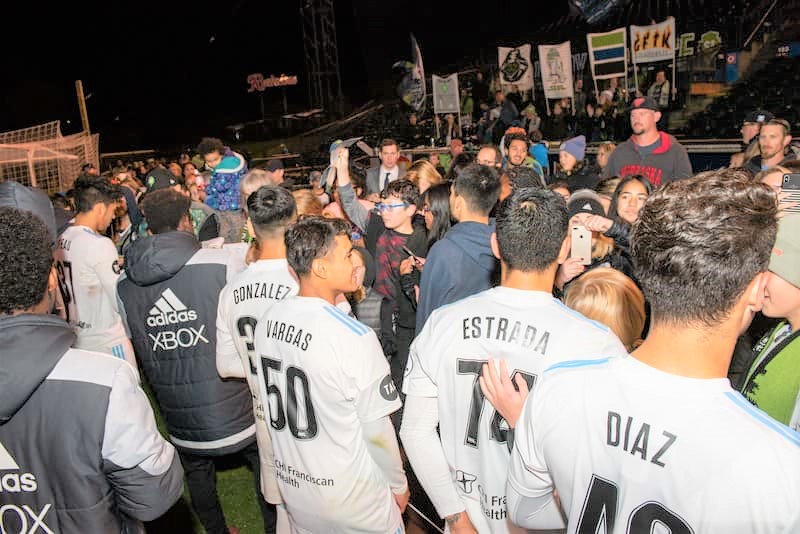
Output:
top-left (118, 230), bottom-right (255, 456)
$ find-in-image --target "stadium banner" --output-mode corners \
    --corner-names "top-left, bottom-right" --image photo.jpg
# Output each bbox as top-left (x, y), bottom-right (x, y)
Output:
top-left (538, 42), bottom-right (574, 101)
top-left (432, 74), bottom-right (460, 115)
top-left (586, 27), bottom-right (628, 98)
top-left (630, 17), bottom-right (676, 64)
top-left (498, 44), bottom-right (535, 92)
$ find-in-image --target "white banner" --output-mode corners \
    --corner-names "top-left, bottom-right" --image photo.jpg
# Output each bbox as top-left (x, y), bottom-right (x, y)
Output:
top-left (498, 44), bottom-right (534, 92)
top-left (630, 17), bottom-right (676, 64)
top-left (538, 41), bottom-right (574, 100)
top-left (432, 74), bottom-right (460, 114)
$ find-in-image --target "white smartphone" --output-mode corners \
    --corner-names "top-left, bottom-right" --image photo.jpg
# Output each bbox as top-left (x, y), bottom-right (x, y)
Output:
top-left (571, 225), bottom-right (592, 265)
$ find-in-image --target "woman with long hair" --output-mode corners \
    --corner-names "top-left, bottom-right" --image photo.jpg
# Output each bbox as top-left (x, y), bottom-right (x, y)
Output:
top-left (419, 182), bottom-right (453, 248)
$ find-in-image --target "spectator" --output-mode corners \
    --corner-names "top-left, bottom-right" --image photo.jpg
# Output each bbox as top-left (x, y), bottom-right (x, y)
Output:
top-left (117, 189), bottom-right (261, 534)
top-left (528, 129), bottom-right (549, 176)
top-left (197, 136), bottom-right (248, 212)
top-left (601, 96), bottom-right (692, 187)
top-left (503, 127), bottom-right (544, 179)
top-left (366, 139), bottom-right (406, 198)
top-left (419, 182), bottom-right (453, 248)
top-left (646, 70), bottom-right (671, 110)
top-left (553, 135), bottom-right (598, 192)
top-left (264, 159), bottom-right (285, 186)
top-left (475, 144), bottom-right (502, 168)
top-left (548, 179), bottom-right (571, 202)
top-left (595, 141), bottom-right (616, 175)
top-left (741, 109), bottom-right (775, 147)
top-left (0, 207), bottom-right (184, 533)
top-left (500, 166), bottom-right (543, 202)
top-left (405, 158), bottom-right (444, 194)
top-left (746, 118), bottom-right (795, 175)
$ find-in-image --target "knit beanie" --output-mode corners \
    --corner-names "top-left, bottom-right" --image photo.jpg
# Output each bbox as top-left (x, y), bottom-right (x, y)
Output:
top-left (560, 135), bottom-right (586, 161)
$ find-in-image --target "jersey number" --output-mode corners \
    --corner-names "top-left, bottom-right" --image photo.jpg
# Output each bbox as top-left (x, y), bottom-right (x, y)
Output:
top-left (577, 474), bottom-right (694, 533)
top-left (457, 358), bottom-right (536, 448)
top-left (55, 260), bottom-right (75, 322)
top-left (236, 316), bottom-right (259, 375)
top-left (262, 357), bottom-right (318, 440)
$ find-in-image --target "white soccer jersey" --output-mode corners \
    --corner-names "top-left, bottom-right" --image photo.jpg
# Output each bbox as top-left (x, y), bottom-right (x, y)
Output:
top-left (216, 258), bottom-right (298, 502)
top-left (403, 287), bottom-right (627, 533)
top-left (255, 295), bottom-right (403, 534)
top-left (509, 356), bottom-right (800, 533)
top-left (54, 225), bottom-right (135, 368)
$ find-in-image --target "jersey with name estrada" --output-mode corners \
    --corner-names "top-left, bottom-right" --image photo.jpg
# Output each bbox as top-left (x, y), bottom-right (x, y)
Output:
top-left (509, 356), bottom-right (800, 533)
top-left (216, 258), bottom-right (298, 502)
top-left (403, 286), bottom-right (627, 533)
top-left (54, 225), bottom-right (128, 352)
top-left (255, 295), bottom-right (403, 533)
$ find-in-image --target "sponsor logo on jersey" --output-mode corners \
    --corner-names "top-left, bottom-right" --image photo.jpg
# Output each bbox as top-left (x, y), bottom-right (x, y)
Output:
top-left (0, 441), bottom-right (39, 493)
top-left (379, 375), bottom-right (398, 401)
top-left (147, 289), bottom-right (198, 327)
top-left (455, 470), bottom-right (477, 494)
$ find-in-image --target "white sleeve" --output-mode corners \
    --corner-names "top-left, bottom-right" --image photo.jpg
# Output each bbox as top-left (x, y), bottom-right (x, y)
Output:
top-left (399, 395), bottom-right (466, 518)
top-left (94, 240), bottom-right (123, 313)
top-left (506, 389), bottom-right (565, 530)
top-left (350, 333), bottom-right (402, 422)
top-left (402, 319), bottom-right (438, 397)
top-left (216, 287), bottom-right (246, 379)
top-left (361, 415), bottom-right (408, 494)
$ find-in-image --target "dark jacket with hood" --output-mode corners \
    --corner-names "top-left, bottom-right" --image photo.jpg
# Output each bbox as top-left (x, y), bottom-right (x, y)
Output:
top-left (117, 230), bottom-right (255, 456)
top-left (745, 151), bottom-right (797, 177)
top-left (0, 314), bottom-right (183, 532)
top-left (415, 220), bottom-right (499, 331)
top-left (601, 131), bottom-right (692, 187)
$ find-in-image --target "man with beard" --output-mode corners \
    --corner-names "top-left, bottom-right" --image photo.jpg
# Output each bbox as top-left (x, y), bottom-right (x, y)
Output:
top-left (745, 118), bottom-right (795, 175)
top-left (601, 96), bottom-right (691, 187)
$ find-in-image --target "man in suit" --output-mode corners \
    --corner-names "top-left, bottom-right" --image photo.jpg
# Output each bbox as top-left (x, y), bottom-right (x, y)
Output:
top-left (366, 139), bottom-right (406, 200)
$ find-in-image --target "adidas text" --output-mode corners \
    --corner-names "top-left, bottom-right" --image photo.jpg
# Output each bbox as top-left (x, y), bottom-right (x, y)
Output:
top-left (0, 473), bottom-right (37, 493)
top-left (147, 310), bottom-right (198, 327)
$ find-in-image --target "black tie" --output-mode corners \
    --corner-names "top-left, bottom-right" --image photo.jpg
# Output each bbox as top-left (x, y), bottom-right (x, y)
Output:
top-left (384, 172), bottom-right (390, 190)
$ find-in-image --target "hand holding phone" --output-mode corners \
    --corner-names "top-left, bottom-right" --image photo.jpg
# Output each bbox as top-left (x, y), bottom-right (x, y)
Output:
top-left (401, 245), bottom-right (424, 267)
top-left (570, 225), bottom-right (592, 266)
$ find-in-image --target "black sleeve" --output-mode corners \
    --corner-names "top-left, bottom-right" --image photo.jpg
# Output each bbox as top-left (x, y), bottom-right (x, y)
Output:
top-left (198, 213), bottom-right (220, 241)
top-left (380, 299), bottom-right (396, 357)
top-left (604, 219), bottom-right (631, 254)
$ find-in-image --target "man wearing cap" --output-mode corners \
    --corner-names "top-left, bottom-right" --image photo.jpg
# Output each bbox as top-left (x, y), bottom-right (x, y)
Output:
top-left (601, 95), bottom-right (692, 187)
top-left (741, 214), bottom-right (800, 430)
top-left (741, 109), bottom-right (775, 147)
top-left (745, 118), bottom-right (795, 175)
top-left (264, 159), bottom-right (285, 185)
top-left (366, 138), bottom-right (406, 199)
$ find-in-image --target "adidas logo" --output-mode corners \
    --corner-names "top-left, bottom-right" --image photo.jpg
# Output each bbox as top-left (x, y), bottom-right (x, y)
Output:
top-left (0, 441), bottom-right (37, 493)
top-left (582, 202), bottom-right (592, 211)
top-left (147, 289), bottom-right (198, 327)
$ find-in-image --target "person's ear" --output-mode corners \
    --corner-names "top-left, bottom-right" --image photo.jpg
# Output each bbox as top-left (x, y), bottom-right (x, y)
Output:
top-left (738, 271), bottom-right (769, 335)
top-left (246, 218), bottom-right (255, 239)
top-left (490, 232), bottom-right (501, 260)
top-left (557, 234), bottom-right (571, 264)
top-left (48, 266), bottom-right (58, 293)
top-left (311, 257), bottom-right (328, 280)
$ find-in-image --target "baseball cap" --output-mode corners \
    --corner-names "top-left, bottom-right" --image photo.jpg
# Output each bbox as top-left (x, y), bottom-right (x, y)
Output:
top-left (0, 181), bottom-right (58, 244)
top-left (567, 189), bottom-right (606, 220)
top-left (265, 159), bottom-right (284, 173)
top-left (769, 214), bottom-right (800, 289)
top-left (628, 96), bottom-right (660, 112)
top-left (743, 109), bottom-right (774, 125)
top-left (145, 168), bottom-right (184, 193)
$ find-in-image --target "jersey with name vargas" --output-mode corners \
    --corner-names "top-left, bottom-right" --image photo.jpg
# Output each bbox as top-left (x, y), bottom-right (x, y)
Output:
top-left (216, 258), bottom-right (298, 502)
top-left (54, 225), bottom-right (128, 353)
top-left (255, 295), bottom-right (402, 533)
top-left (509, 356), bottom-right (800, 533)
top-left (404, 286), bottom-right (627, 533)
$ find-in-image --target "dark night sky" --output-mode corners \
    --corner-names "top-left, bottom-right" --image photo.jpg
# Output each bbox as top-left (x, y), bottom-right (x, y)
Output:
top-left (1, 1), bottom-right (565, 153)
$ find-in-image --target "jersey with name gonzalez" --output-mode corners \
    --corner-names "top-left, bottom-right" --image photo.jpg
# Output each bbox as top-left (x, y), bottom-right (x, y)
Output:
top-left (255, 295), bottom-right (403, 534)
top-left (509, 356), bottom-right (800, 533)
top-left (216, 258), bottom-right (298, 502)
top-left (54, 225), bottom-right (132, 363)
top-left (403, 286), bottom-right (627, 533)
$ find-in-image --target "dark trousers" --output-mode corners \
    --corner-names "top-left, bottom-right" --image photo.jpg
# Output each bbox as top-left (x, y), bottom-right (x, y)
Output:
top-left (178, 441), bottom-right (277, 534)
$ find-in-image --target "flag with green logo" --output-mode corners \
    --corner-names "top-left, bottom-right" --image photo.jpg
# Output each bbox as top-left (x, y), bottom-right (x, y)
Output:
top-left (432, 74), bottom-right (459, 114)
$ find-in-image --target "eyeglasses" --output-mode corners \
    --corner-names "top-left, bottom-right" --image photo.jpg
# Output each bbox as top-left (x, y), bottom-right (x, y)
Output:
top-left (375, 201), bottom-right (410, 213)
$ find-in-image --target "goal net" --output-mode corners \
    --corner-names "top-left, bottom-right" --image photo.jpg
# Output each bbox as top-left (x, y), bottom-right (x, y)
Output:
top-left (0, 121), bottom-right (99, 195)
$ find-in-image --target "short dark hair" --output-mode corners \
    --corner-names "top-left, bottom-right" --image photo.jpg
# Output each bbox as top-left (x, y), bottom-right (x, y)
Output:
top-left (0, 208), bottom-right (54, 314)
top-left (196, 137), bottom-right (225, 157)
top-left (141, 189), bottom-right (191, 234)
top-left (453, 163), bottom-right (501, 215)
top-left (506, 166), bottom-right (542, 192)
top-left (496, 188), bottom-right (568, 272)
top-left (631, 168), bottom-right (778, 328)
top-left (72, 174), bottom-right (122, 213)
top-left (504, 132), bottom-right (530, 150)
top-left (284, 216), bottom-right (351, 276)
top-left (380, 139), bottom-right (399, 151)
top-left (382, 179), bottom-right (420, 206)
top-left (247, 185), bottom-right (297, 239)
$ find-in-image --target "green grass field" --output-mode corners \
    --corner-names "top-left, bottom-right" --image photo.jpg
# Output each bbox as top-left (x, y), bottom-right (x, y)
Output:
top-left (142, 383), bottom-right (265, 534)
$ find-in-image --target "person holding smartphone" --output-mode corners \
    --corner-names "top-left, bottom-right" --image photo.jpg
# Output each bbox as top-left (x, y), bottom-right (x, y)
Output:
top-left (554, 189), bottom-right (633, 297)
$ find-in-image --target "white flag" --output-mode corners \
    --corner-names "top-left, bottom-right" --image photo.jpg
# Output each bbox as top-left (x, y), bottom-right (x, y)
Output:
top-left (538, 41), bottom-right (574, 100)
top-left (630, 17), bottom-right (676, 64)
top-left (498, 44), bottom-right (534, 92)
top-left (432, 74), bottom-right (460, 114)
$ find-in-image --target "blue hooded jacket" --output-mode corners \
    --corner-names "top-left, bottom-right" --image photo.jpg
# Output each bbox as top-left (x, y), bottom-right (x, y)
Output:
top-left (415, 221), bottom-right (498, 332)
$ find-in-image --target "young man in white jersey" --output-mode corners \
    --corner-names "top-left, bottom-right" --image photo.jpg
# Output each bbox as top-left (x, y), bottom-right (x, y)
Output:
top-left (503, 169), bottom-right (800, 532)
top-left (255, 217), bottom-right (409, 533)
top-left (54, 174), bottom-right (136, 370)
top-left (216, 185), bottom-right (299, 533)
top-left (400, 188), bottom-right (627, 533)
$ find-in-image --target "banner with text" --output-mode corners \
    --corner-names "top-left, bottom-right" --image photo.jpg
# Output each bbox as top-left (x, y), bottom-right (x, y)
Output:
top-left (432, 74), bottom-right (460, 114)
top-left (630, 17), bottom-right (676, 64)
top-left (498, 44), bottom-right (535, 91)
top-left (538, 42), bottom-right (574, 100)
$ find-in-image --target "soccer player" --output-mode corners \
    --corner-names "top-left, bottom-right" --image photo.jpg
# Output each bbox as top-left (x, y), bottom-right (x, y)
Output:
top-left (54, 174), bottom-right (136, 369)
top-left (216, 185), bottom-right (299, 531)
top-left (255, 217), bottom-right (409, 533)
top-left (400, 188), bottom-right (627, 533)
top-left (507, 170), bottom-right (800, 531)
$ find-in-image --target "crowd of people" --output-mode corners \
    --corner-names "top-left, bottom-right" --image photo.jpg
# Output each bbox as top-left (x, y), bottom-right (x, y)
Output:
top-left (2, 86), bottom-right (800, 534)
